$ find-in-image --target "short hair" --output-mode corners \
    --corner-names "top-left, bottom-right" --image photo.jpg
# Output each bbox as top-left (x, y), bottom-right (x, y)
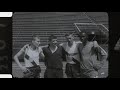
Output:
top-left (32, 34), bottom-right (40, 41)
top-left (48, 35), bottom-right (57, 41)
top-left (65, 32), bottom-right (74, 37)
top-left (79, 32), bottom-right (88, 38)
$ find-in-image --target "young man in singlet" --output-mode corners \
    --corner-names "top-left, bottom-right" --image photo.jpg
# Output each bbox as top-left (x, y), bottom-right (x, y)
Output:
top-left (14, 35), bottom-right (44, 78)
top-left (60, 33), bottom-right (82, 78)
top-left (78, 32), bottom-right (108, 78)
top-left (42, 35), bottom-right (67, 78)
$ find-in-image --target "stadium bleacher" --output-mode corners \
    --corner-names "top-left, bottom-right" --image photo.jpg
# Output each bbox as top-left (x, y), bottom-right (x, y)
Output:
top-left (13, 12), bottom-right (108, 56)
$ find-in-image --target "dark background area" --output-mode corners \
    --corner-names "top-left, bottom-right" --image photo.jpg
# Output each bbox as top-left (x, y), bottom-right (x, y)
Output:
top-left (0, 17), bottom-right (12, 74)
top-left (109, 12), bottom-right (120, 78)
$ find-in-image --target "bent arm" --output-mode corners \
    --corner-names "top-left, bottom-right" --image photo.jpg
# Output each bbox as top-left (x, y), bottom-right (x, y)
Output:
top-left (99, 46), bottom-right (108, 61)
top-left (62, 47), bottom-right (68, 61)
top-left (93, 41), bottom-right (108, 61)
top-left (14, 47), bottom-right (25, 68)
top-left (39, 51), bottom-right (45, 60)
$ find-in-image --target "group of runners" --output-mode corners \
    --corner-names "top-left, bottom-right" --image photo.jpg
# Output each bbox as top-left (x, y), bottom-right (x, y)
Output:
top-left (14, 32), bottom-right (108, 78)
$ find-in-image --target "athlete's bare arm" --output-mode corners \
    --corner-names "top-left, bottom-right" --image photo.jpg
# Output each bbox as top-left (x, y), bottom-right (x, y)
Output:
top-left (39, 45), bottom-right (48, 60)
top-left (93, 41), bottom-right (108, 61)
top-left (14, 45), bottom-right (28, 72)
top-left (39, 51), bottom-right (45, 60)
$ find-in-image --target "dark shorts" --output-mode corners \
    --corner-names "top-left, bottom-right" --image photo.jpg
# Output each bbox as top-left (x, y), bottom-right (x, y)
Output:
top-left (44, 67), bottom-right (63, 78)
top-left (23, 65), bottom-right (41, 78)
top-left (65, 63), bottom-right (80, 78)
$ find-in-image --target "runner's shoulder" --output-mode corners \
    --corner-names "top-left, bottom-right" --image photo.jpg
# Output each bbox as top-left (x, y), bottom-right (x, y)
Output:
top-left (75, 41), bottom-right (82, 46)
top-left (22, 44), bottom-right (30, 51)
top-left (75, 41), bottom-right (82, 44)
top-left (41, 45), bottom-right (49, 51)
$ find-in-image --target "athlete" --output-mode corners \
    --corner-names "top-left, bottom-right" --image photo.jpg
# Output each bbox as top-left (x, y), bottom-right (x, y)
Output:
top-left (14, 35), bottom-right (44, 78)
top-left (60, 33), bottom-right (81, 78)
top-left (78, 32), bottom-right (108, 78)
top-left (42, 35), bottom-right (67, 78)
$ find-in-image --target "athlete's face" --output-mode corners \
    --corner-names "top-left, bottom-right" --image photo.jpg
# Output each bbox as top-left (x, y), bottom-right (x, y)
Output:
top-left (80, 33), bottom-right (88, 43)
top-left (66, 35), bottom-right (74, 43)
top-left (50, 39), bottom-right (58, 46)
top-left (32, 37), bottom-right (41, 47)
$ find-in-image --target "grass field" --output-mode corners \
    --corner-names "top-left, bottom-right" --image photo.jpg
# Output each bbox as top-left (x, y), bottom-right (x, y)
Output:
top-left (12, 60), bottom-right (108, 78)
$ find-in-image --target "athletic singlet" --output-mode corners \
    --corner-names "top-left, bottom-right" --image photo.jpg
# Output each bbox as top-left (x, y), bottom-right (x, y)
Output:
top-left (22, 44), bottom-right (43, 67)
top-left (61, 41), bottom-right (82, 64)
